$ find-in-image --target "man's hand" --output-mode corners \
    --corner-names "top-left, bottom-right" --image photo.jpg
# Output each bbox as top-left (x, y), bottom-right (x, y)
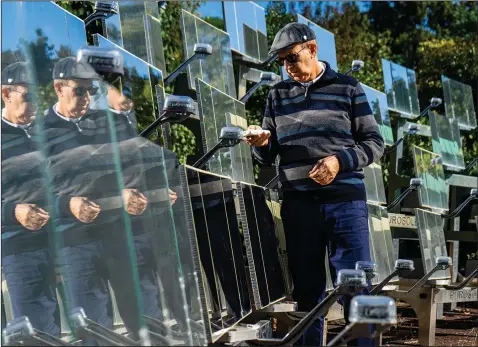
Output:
top-left (243, 125), bottom-right (270, 147)
top-left (70, 197), bottom-right (101, 223)
top-left (15, 204), bottom-right (50, 231)
top-left (309, 156), bottom-right (340, 185)
top-left (123, 189), bottom-right (148, 216)
top-left (169, 189), bottom-right (178, 205)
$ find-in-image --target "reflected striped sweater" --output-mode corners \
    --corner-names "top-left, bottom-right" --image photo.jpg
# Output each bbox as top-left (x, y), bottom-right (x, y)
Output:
top-left (253, 61), bottom-right (384, 203)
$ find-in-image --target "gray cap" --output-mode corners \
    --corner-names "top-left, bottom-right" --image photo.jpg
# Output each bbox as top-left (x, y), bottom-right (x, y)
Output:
top-left (53, 57), bottom-right (100, 80)
top-left (269, 22), bottom-right (316, 56)
top-left (1, 62), bottom-right (34, 85)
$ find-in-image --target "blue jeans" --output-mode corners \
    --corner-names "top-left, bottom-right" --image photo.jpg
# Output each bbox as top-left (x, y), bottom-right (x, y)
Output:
top-left (281, 199), bottom-right (374, 346)
top-left (58, 233), bottom-right (162, 344)
top-left (2, 248), bottom-right (60, 337)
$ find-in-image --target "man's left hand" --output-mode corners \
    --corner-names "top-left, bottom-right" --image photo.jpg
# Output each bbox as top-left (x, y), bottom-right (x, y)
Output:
top-left (309, 156), bottom-right (340, 185)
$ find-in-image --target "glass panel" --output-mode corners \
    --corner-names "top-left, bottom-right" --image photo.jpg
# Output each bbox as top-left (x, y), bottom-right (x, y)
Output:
top-left (117, 1), bottom-right (148, 63)
top-left (441, 75), bottom-right (477, 130)
top-left (382, 59), bottom-right (420, 119)
top-left (144, 14), bottom-right (167, 75)
top-left (224, 2), bottom-right (267, 62)
top-left (180, 10), bottom-right (236, 98)
top-left (415, 209), bottom-right (450, 280)
top-left (391, 62), bottom-right (411, 116)
top-left (367, 204), bottom-right (389, 285)
top-left (361, 84), bottom-right (394, 146)
top-left (237, 183), bottom-right (286, 308)
top-left (374, 164), bottom-right (387, 205)
top-left (297, 14), bottom-right (338, 71)
top-left (196, 79), bottom-right (255, 183)
top-left (380, 208), bottom-right (396, 277)
top-left (412, 146), bottom-right (449, 211)
top-left (1, 4), bottom-right (147, 342)
top-left (243, 23), bottom-right (259, 60)
top-left (105, 12), bottom-right (124, 47)
top-left (95, 34), bottom-right (155, 135)
top-left (430, 111), bottom-right (465, 171)
top-left (195, 1), bottom-right (225, 31)
top-left (185, 168), bottom-right (251, 341)
top-left (364, 165), bottom-right (379, 204)
top-left (395, 122), bottom-right (432, 176)
top-left (407, 68), bottom-right (420, 117)
top-left (381, 59), bottom-right (396, 111)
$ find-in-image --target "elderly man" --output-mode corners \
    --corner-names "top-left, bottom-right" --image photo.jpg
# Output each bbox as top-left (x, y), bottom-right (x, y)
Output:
top-left (245, 23), bottom-right (384, 346)
top-left (1, 62), bottom-right (60, 336)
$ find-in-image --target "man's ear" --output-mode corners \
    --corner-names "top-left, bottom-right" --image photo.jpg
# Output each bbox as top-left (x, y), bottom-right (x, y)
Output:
top-left (1, 87), bottom-right (11, 103)
top-left (53, 81), bottom-right (63, 97)
top-left (309, 42), bottom-right (318, 58)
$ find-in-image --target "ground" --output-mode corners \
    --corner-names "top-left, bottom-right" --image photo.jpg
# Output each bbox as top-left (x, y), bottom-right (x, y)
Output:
top-left (327, 302), bottom-right (478, 346)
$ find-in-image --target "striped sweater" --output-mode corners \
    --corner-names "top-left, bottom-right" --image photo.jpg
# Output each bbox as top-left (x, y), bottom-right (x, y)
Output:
top-left (253, 61), bottom-right (384, 203)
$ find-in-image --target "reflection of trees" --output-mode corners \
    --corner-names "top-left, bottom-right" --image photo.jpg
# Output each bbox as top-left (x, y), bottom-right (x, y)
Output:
top-left (370, 99), bottom-right (382, 125)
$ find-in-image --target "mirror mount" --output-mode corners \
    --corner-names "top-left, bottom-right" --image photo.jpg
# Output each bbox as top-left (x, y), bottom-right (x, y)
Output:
top-left (164, 44), bottom-right (212, 87)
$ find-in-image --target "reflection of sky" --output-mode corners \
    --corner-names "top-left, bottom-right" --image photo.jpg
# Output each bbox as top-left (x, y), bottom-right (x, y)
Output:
top-left (195, 1), bottom-right (224, 21)
top-left (223, 1), bottom-right (267, 60)
top-left (2, 2), bottom-right (86, 57)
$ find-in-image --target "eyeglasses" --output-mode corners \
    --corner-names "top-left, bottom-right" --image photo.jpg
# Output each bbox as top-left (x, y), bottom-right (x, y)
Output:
top-left (9, 88), bottom-right (36, 103)
top-left (62, 84), bottom-right (99, 96)
top-left (278, 46), bottom-right (308, 65)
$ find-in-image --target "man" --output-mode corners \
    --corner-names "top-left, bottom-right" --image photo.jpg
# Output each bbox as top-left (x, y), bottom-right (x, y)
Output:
top-left (1, 62), bottom-right (60, 336)
top-left (245, 23), bottom-right (384, 346)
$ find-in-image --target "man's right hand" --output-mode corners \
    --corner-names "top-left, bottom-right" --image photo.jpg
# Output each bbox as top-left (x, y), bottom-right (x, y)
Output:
top-left (69, 197), bottom-right (101, 224)
top-left (15, 204), bottom-right (50, 231)
top-left (243, 125), bottom-right (270, 147)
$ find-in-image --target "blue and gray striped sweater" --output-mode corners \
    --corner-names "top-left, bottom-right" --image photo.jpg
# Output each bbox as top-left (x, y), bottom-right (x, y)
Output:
top-left (253, 61), bottom-right (384, 203)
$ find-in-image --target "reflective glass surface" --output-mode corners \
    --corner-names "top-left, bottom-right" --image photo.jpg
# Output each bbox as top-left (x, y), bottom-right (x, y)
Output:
top-left (180, 10), bottom-right (236, 98)
top-left (1, 3), bottom-right (209, 344)
top-left (367, 204), bottom-right (395, 285)
top-left (196, 79), bottom-right (255, 183)
top-left (441, 75), bottom-right (477, 130)
top-left (117, 2), bottom-right (149, 63)
top-left (95, 34), bottom-right (155, 134)
top-left (415, 209), bottom-right (450, 280)
top-left (194, 1), bottom-right (225, 31)
top-left (297, 15), bottom-right (338, 71)
top-left (395, 122), bottom-right (432, 177)
top-left (144, 14), bottom-right (167, 75)
top-left (429, 111), bottom-right (465, 171)
top-left (412, 146), bottom-right (449, 211)
top-left (364, 163), bottom-right (387, 205)
top-left (185, 168), bottom-right (251, 341)
top-left (237, 183), bottom-right (286, 309)
top-left (223, 2), bottom-right (268, 62)
top-left (381, 59), bottom-right (420, 119)
top-left (362, 84), bottom-right (394, 146)
top-left (105, 12), bottom-right (124, 47)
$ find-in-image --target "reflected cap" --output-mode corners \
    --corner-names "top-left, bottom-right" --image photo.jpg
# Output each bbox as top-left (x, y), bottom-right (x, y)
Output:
top-left (269, 22), bottom-right (316, 56)
top-left (2, 62), bottom-right (34, 85)
top-left (53, 57), bottom-right (100, 80)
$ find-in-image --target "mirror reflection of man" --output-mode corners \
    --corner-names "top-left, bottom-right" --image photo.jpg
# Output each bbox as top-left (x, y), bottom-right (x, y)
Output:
top-left (245, 23), bottom-right (384, 346)
top-left (1, 62), bottom-right (60, 336)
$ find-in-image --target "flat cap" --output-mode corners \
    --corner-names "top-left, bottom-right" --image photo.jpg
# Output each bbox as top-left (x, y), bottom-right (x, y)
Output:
top-left (269, 22), bottom-right (316, 56)
top-left (2, 62), bottom-right (34, 85)
top-left (53, 56), bottom-right (100, 80)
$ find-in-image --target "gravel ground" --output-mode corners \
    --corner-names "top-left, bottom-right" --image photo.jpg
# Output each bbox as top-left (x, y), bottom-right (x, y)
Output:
top-left (327, 302), bottom-right (478, 346)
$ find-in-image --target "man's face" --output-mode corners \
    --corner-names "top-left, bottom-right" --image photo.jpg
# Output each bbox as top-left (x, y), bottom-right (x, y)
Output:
top-left (280, 42), bottom-right (317, 82)
top-left (1, 84), bottom-right (37, 124)
top-left (57, 79), bottom-right (95, 118)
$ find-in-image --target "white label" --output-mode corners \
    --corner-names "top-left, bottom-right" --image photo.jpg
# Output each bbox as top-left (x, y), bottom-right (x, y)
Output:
top-left (388, 214), bottom-right (416, 229)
